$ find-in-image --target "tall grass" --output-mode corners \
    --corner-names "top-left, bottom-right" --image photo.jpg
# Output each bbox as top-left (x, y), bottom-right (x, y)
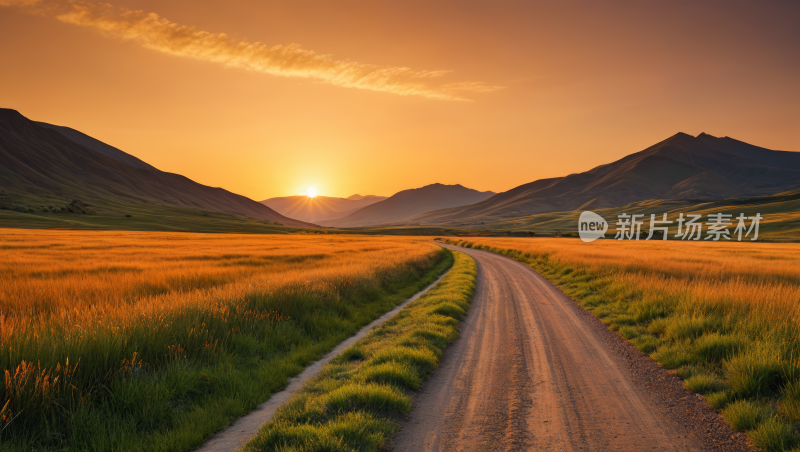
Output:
top-left (440, 237), bottom-right (800, 451)
top-left (243, 251), bottom-right (477, 452)
top-left (0, 229), bottom-right (450, 451)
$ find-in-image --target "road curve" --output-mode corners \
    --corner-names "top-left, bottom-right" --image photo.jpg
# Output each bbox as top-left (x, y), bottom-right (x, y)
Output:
top-left (392, 244), bottom-right (719, 452)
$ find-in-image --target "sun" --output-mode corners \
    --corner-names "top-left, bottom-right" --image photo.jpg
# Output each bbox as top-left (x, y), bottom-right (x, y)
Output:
top-left (307, 187), bottom-right (317, 198)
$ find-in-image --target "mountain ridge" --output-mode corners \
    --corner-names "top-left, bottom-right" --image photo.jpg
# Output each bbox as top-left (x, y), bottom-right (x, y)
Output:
top-left (260, 194), bottom-right (387, 223)
top-left (409, 132), bottom-right (800, 226)
top-left (346, 194), bottom-right (383, 201)
top-left (0, 108), bottom-right (316, 228)
top-left (320, 183), bottom-right (496, 228)
top-left (35, 122), bottom-right (160, 172)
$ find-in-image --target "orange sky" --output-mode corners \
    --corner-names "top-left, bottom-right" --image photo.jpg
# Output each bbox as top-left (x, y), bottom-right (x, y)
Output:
top-left (2, 0), bottom-right (798, 200)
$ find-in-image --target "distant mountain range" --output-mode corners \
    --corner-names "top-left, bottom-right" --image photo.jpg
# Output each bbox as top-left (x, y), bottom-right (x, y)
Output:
top-left (4, 108), bottom-right (796, 234)
top-left (346, 194), bottom-right (382, 201)
top-left (0, 109), bottom-right (315, 228)
top-left (320, 183), bottom-right (496, 228)
top-left (410, 132), bottom-right (800, 226)
top-left (260, 195), bottom-right (387, 223)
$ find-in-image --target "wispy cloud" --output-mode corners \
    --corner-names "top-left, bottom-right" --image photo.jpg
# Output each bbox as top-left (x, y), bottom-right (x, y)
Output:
top-left (2, 0), bottom-right (503, 100)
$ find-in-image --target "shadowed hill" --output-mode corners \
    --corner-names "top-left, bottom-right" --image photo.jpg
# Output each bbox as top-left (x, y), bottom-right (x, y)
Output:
top-left (320, 183), bottom-right (495, 228)
top-left (450, 189), bottom-right (800, 241)
top-left (260, 195), bottom-right (387, 223)
top-left (410, 132), bottom-right (800, 226)
top-left (36, 122), bottom-right (160, 172)
top-left (346, 194), bottom-right (383, 201)
top-left (0, 108), bottom-right (316, 228)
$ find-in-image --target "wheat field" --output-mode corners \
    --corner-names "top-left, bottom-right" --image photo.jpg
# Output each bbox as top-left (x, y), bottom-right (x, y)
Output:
top-left (452, 238), bottom-right (800, 332)
top-left (0, 230), bottom-right (438, 336)
top-left (0, 229), bottom-right (448, 451)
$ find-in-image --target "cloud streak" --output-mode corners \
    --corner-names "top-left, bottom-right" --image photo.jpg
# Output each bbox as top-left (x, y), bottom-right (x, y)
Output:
top-left (2, 0), bottom-right (503, 100)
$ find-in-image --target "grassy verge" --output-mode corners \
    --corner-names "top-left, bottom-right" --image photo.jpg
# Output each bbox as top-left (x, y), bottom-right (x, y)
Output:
top-left (439, 238), bottom-right (800, 452)
top-left (243, 251), bottom-right (477, 452)
top-left (0, 246), bottom-right (453, 452)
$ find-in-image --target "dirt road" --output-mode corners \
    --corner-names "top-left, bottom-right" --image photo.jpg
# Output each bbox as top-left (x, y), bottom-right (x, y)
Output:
top-left (392, 244), bottom-right (748, 452)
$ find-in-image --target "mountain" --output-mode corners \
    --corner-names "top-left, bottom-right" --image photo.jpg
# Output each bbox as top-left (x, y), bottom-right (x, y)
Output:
top-left (260, 194), bottom-right (387, 223)
top-left (35, 122), bottom-right (160, 172)
top-left (320, 183), bottom-right (496, 228)
top-left (346, 194), bottom-right (383, 201)
top-left (409, 132), bottom-right (800, 226)
top-left (0, 108), bottom-right (316, 228)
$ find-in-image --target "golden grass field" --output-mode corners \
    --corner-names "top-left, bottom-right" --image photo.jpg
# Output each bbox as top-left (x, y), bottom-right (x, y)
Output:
top-left (0, 229), bottom-right (437, 337)
top-left (452, 238), bottom-right (800, 333)
top-left (0, 229), bottom-right (449, 451)
top-left (444, 237), bottom-right (800, 451)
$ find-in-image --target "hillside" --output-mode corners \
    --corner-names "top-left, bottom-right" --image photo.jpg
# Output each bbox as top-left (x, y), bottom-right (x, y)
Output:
top-left (346, 194), bottom-right (383, 201)
top-left (320, 183), bottom-right (495, 228)
top-left (446, 188), bottom-right (800, 241)
top-left (410, 132), bottom-right (800, 226)
top-left (260, 195), bottom-right (387, 223)
top-left (0, 108), bottom-right (316, 229)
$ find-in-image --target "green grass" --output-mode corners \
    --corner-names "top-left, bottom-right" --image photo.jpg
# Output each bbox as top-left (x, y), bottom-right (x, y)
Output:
top-left (0, 183), bottom-right (307, 234)
top-left (242, 251), bottom-right (477, 452)
top-left (724, 343), bottom-right (792, 397)
top-left (0, 203), bottom-right (302, 234)
top-left (0, 203), bottom-right (511, 237)
top-left (706, 391), bottom-right (731, 409)
top-left (750, 418), bottom-right (800, 452)
top-left (782, 380), bottom-right (800, 422)
top-left (722, 400), bottom-right (766, 431)
top-left (685, 373), bottom-right (724, 394)
top-left (438, 238), bottom-right (800, 451)
top-left (0, 249), bottom-right (454, 452)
